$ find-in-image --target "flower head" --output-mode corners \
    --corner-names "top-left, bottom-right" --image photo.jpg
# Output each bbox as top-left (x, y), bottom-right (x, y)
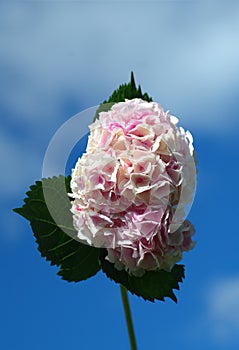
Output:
top-left (70, 98), bottom-right (196, 276)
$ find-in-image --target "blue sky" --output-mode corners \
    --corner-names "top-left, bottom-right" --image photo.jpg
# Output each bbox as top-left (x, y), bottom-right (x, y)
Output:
top-left (1, 1), bottom-right (239, 349)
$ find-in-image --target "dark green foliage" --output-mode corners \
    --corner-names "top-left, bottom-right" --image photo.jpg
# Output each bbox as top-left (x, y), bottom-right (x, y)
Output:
top-left (94, 71), bottom-right (153, 121)
top-left (14, 176), bottom-right (101, 282)
top-left (100, 251), bottom-right (184, 303)
top-left (14, 176), bottom-right (185, 302)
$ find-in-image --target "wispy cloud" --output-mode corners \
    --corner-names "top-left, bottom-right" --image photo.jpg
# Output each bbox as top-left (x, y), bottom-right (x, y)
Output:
top-left (189, 277), bottom-right (239, 347)
top-left (1, 2), bottom-right (239, 132)
top-left (206, 277), bottom-right (239, 344)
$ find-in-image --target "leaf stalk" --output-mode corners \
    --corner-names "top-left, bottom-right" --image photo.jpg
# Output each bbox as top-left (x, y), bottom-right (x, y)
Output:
top-left (120, 285), bottom-right (138, 350)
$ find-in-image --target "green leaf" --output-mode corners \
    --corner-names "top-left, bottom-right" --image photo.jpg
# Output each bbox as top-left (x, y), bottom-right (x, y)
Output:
top-left (94, 71), bottom-right (153, 121)
top-left (13, 176), bottom-right (101, 282)
top-left (100, 252), bottom-right (185, 303)
top-left (14, 177), bottom-right (185, 300)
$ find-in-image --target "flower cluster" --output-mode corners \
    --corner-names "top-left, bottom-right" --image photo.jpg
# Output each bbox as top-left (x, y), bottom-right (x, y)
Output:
top-left (70, 98), bottom-right (196, 276)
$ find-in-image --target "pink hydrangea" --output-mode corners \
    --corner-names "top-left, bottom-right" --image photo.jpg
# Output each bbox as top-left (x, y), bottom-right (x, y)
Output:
top-left (70, 98), bottom-right (196, 276)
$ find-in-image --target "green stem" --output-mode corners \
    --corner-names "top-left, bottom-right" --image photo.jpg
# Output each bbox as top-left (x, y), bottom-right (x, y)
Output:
top-left (120, 285), bottom-right (138, 350)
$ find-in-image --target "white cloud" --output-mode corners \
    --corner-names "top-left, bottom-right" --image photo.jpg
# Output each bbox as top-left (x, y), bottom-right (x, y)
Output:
top-left (197, 276), bottom-right (239, 349)
top-left (206, 277), bottom-right (239, 344)
top-left (185, 276), bottom-right (239, 348)
top-left (1, 1), bottom-right (239, 132)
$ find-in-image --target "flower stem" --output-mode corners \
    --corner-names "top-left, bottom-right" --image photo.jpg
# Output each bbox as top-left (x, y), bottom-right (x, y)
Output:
top-left (120, 285), bottom-right (138, 350)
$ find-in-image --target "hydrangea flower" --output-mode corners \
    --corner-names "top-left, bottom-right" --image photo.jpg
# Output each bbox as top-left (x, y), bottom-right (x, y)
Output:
top-left (70, 98), bottom-right (196, 276)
